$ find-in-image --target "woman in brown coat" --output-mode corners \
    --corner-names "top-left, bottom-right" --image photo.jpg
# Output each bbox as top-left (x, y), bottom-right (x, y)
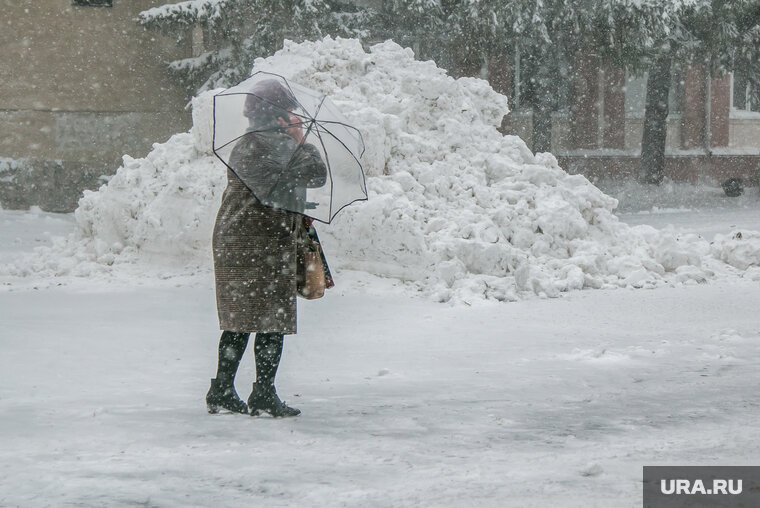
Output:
top-left (206, 79), bottom-right (326, 417)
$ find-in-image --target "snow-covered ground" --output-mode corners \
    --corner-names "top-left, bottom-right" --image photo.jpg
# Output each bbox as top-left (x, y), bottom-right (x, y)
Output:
top-left (601, 178), bottom-right (760, 239)
top-left (1, 193), bottom-right (759, 507)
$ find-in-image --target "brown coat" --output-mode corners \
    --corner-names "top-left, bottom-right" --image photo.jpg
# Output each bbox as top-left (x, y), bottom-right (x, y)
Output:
top-left (213, 131), bottom-right (326, 333)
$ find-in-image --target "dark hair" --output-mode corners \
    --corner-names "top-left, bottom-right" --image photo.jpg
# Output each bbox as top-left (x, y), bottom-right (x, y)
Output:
top-left (243, 79), bottom-right (298, 121)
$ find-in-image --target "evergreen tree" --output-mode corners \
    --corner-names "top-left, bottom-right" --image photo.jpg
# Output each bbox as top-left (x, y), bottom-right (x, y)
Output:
top-left (139, 0), bottom-right (375, 92)
top-left (376, 0), bottom-right (671, 153)
top-left (377, 1), bottom-right (475, 72)
top-left (497, 0), bottom-right (668, 153)
top-left (639, 0), bottom-right (760, 185)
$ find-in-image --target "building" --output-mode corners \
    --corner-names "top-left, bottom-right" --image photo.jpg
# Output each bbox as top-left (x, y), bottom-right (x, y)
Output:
top-left (499, 55), bottom-right (760, 185)
top-left (0, 0), bottom-right (192, 211)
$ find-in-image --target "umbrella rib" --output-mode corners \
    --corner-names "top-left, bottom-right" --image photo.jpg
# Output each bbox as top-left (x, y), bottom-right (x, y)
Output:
top-left (267, 114), bottom-right (321, 214)
top-left (210, 137), bottom-right (267, 211)
top-left (289, 93), bottom-right (325, 153)
top-left (317, 120), bottom-right (365, 157)
top-left (313, 125), bottom-right (367, 192)
top-left (212, 94), bottom-right (219, 162)
top-left (309, 96), bottom-right (337, 221)
top-left (316, 193), bottom-right (369, 225)
top-left (313, 121), bottom-right (366, 158)
top-left (312, 123), bottom-right (335, 222)
top-left (312, 94), bottom-right (328, 121)
top-left (248, 71), bottom-right (319, 120)
top-left (280, 77), bottom-right (314, 119)
top-left (307, 125), bottom-right (369, 224)
top-left (264, 94), bottom-right (327, 208)
top-left (213, 133), bottom-right (247, 154)
top-left (311, 126), bottom-right (369, 224)
top-left (314, 119), bottom-right (364, 134)
top-left (234, 70), bottom-right (314, 118)
top-left (218, 90), bottom-right (312, 122)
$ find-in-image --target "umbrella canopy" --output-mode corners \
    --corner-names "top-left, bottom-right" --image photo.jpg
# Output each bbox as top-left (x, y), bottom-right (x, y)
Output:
top-left (213, 71), bottom-right (367, 223)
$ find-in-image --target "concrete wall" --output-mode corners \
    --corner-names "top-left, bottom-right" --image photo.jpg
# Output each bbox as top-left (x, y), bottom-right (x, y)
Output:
top-left (0, 0), bottom-right (192, 211)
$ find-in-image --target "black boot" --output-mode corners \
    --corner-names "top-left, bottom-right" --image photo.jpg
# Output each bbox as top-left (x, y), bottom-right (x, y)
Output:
top-left (248, 382), bottom-right (301, 417)
top-left (206, 378), bottom-right (249, 414)
top-left (206, 331), bottom-right (250, 414)
top-left (248, 332), bottom-right (300, 417)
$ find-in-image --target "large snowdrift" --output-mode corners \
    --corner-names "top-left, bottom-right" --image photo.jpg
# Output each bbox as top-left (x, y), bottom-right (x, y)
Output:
top-left (3, 37), bottom-right (758, 300)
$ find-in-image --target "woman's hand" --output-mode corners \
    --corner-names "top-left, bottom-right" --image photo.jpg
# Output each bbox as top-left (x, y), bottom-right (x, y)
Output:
top-left (278, 112), bottom-right (304, 144)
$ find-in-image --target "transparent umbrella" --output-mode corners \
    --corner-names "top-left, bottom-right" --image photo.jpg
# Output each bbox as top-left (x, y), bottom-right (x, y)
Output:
top-left (213, 71), bottom-right (367, 223)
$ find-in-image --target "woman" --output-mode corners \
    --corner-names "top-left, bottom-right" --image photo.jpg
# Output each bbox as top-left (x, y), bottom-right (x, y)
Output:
top-left (206, 79), bottom-right (327, 417)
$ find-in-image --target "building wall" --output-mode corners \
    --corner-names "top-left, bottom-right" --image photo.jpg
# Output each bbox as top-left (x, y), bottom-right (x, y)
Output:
top-left (508, 115), bottom-right (687, 154)
top-left (730, 114), bottom-right (760, 150)
top-left (557, 154), bottom-right (760, 184)
top-left (500, 58), bottom-right (760, 184)
top-left (0, 0), bottom-right (192, 211)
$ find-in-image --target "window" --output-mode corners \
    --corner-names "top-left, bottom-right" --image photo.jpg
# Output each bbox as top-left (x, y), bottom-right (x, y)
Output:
top-left (624, 73), bottom-right (647, 118)
top-left (624, 65), bottom-right (684, 118)
top-left (669, 64), bottom-right (685, 114)
top-left (733, 70), bottom-right (760, 113)
top-left (509, 46), bottom-right (571, 113)
top-left (72, 0), bottom-right (112, 6)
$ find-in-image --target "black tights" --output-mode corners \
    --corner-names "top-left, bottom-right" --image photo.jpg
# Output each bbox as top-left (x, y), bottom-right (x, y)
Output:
top-left (215, 331), bottom-right (285, 387)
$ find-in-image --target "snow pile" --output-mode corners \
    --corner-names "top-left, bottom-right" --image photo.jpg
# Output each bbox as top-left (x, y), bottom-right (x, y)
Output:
top-left (3, 128), bottom-right (225, 279)
top-left (3, 37), bottom-right (758, 299)
top-left (712, 231), bottom-right (760, 271)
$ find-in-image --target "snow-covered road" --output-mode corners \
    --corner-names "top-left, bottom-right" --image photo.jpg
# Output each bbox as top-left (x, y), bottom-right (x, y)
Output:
top-left (1, 205), bottom-right (759, 507)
